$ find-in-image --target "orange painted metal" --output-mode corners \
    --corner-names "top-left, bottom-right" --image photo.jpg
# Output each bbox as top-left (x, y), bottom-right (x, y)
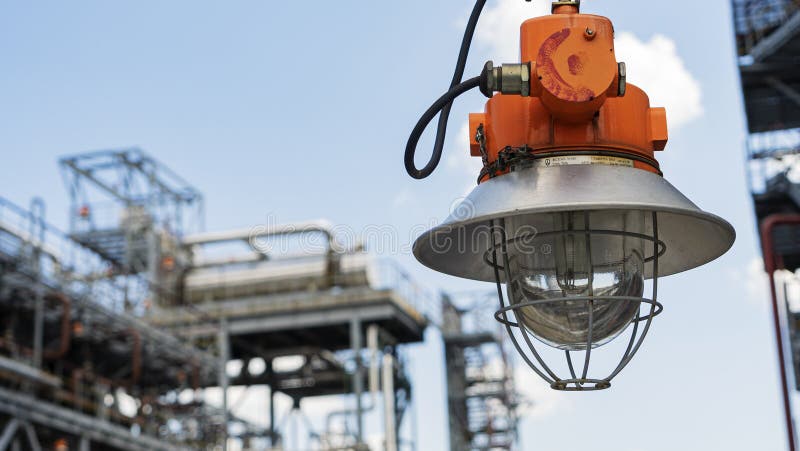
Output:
top-left (470, 6), bottom-right (668, 182)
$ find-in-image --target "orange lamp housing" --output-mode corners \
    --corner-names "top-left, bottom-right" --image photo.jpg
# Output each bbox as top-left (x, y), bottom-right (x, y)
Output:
top-left (408, 1), bottom-right (735, 391)
top-left (469, 3), bottom-right (668, 183)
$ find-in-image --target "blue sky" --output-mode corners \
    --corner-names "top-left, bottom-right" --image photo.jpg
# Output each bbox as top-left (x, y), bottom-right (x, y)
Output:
top-left (0, 0), bottom-right (789, 450)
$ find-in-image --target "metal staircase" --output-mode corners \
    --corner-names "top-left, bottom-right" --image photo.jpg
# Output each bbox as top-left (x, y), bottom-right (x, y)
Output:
top-left (442, 294), bottom-right (518, 451)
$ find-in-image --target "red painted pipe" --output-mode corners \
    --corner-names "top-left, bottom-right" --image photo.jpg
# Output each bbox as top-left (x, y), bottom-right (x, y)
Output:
top-left (43, 293), bottom-right (71, 360)
top-left (760, 214), bottom-right (800, 451)
top-left (191, 360), bottom-right (200, 390)
top-left (121, 329), bottom-right (142, 387)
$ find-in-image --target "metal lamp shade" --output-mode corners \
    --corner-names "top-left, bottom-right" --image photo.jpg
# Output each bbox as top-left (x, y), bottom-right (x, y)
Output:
top-left (413, 164), bottom-right (734, 390)
top-left (413, 164), bottom-right (735, 281)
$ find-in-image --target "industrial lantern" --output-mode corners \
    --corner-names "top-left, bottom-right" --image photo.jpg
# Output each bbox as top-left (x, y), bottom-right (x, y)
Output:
top-left (404, 0), bottom-right (735, 390)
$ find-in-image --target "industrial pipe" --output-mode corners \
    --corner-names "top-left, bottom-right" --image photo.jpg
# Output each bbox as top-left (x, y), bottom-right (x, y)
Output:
top-left (123, 329), bottom-right (142, 387)
top-left (760, 214), bottom-right (800, 451)
top-left (0, 354), bottom-right (61, 387)
top-left (43, 293), bottom-right (71, 361)
top-left (182, 219), bottom-right (344, 252)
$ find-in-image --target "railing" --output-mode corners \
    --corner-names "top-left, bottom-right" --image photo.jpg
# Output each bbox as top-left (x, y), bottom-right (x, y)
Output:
top-left (0, 196), bottom-right (218, 371)
top-left (373, 258), bottom-right (441, 327)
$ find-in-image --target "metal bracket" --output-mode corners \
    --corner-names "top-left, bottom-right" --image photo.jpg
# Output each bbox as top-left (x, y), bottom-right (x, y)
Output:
top-left (552, 0), bottom-right (580, 12)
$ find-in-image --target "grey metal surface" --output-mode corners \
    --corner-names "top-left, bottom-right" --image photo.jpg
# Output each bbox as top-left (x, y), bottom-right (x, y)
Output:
top-left (413, 165), bottom-right (735, 282)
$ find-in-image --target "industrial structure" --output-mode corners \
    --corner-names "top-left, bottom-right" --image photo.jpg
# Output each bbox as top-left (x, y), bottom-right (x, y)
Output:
top-left (733, 0), bottom-right (800, 450)
top-left (442, 294), bottom-right (518, 451)
top-left (0, 149), bottom-right (521, 450)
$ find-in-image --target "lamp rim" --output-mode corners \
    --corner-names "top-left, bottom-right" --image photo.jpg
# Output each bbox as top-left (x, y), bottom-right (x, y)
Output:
top-left (412, 165), bottom-right (735, 281)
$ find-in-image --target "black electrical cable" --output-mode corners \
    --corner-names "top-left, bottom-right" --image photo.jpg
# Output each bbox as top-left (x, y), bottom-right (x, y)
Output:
top-left (406, 77), bottom-right (482, 178)
top-left (404, 0), bottom-right (487, 179)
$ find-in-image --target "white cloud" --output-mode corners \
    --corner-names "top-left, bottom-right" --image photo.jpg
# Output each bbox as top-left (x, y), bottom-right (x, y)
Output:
top-left (445, 120), bottom-right (484, 185)
top-left (728, 257), bottom-right (800, 312)
top-left (472, 2), bottom-right (703, 130)
top-left (743, 257), bottom-right (770, 309)
top-left (614, 33), bottom-right (703, 129)
top-left (475, 0), bottom-right (550, 63)
top-left (392, 188), bottom-right (413, 207)
top-left (513, 365), bottom-right (572, 419)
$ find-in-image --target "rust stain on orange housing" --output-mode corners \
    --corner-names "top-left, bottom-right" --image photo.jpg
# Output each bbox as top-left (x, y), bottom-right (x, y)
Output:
top-left (538, 29), bottom-right (595, 103)
top-left (470, 6), bottom-right (668, 183)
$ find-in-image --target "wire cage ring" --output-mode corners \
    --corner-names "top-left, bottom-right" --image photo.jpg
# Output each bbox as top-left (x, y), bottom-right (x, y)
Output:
top-left (493, 296), bottom-right (663, 329)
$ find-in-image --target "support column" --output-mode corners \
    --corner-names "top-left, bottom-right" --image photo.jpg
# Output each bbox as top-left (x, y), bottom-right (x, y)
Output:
top-left (32, 291), bottom-right (43, 368)
top-left (382, 354), bottom-right (397, 451)
top-left (217, 318), bottom-right (230, 451)
top-left (350, 316), bottom-right (363, 445)
top-left (29, 198), bottom-right (44, 369)
top-left (268, 358), bottom-right (277, 446)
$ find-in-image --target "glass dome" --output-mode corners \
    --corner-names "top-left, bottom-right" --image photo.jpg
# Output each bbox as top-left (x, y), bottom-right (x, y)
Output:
top-left (505, 210), bottom-right (646, 350)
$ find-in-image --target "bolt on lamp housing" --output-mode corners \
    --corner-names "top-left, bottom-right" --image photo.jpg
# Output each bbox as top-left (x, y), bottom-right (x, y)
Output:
top-left (408, 1), bottom-right (735, 390)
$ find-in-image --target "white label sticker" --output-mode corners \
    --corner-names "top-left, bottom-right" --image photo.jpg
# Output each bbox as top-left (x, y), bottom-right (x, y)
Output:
top-left (533, 155), bottom-right (635, 168)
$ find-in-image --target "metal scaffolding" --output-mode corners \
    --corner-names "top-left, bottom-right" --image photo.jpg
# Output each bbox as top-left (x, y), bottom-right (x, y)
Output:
top-left (157, 213), bottom-right (433, 450)
top-left (1, 148), bottom-right (520, 450)
top-left (0, 196), bottom-right (235, 450)
top-left (441, 293), bottom-right (519, 451)
top-left (734, 1), bottom-right (800, 450)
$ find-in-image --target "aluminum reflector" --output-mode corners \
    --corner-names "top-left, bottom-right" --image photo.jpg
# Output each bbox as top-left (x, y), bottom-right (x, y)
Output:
top-left (413, 164), bottom-right (735, 281)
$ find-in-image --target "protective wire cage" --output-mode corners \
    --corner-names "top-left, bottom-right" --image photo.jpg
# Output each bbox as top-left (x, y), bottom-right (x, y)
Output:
top-left (486, 211), bottom-right (665, 391)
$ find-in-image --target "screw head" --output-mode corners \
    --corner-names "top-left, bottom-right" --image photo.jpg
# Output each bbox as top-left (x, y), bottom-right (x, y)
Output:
top-left (584, 27), bottom-right (596, 40)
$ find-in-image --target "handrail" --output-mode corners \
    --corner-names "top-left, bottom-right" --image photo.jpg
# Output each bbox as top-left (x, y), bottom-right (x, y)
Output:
top-left (373, 258), bottom-right (441, 327)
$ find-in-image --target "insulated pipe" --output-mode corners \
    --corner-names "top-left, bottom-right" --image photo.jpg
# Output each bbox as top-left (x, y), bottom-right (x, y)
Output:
top-left (182, 220), bottom-right (344, 252)
top-left (760, 214), bottom-right (800, 451)
top-left (43, 293), bottom-right (71, 361)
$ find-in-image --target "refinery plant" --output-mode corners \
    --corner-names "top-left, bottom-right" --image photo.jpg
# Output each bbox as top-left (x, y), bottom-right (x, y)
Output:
top-left (0, 149), bottom-right (519, 450)
top-left (1, 0), bottom-right (800, 450)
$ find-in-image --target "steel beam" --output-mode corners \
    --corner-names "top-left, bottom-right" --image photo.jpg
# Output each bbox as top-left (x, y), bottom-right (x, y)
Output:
top-left (751, 10), bottom-right (800, 62)
top-left (0, 419), bottom-right (19, 451)
top-left (0, 355), bottom-right (61, 387)
top-left (20, 422), bottom-right (41, 451)
top-left (165, 302), bottom-right (422, 342)
top-left (0, 386), bottom-right (183, 451)
top-left (767, 77), bottom-right (800, 109)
